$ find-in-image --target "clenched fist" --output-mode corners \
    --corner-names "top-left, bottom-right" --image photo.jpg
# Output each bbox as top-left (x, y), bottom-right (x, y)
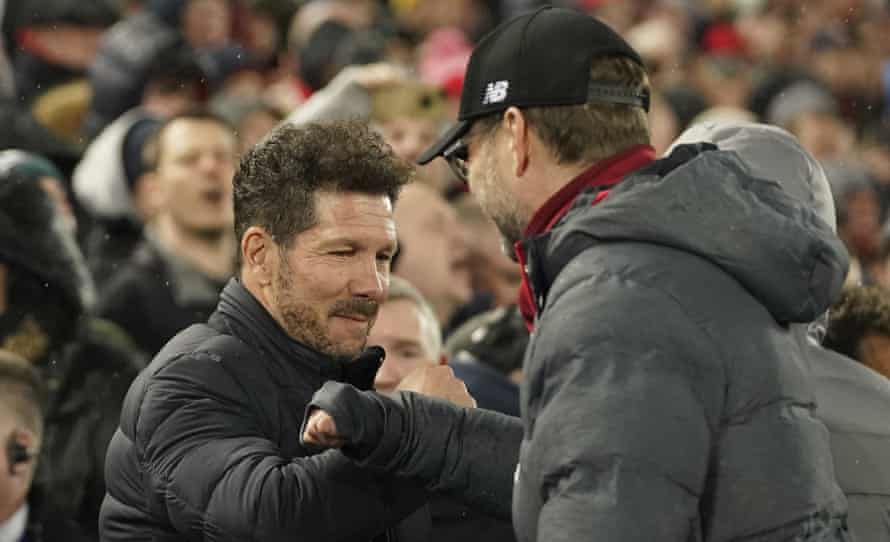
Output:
top-left (397, 365), bottom-right (477, 408)
top-left (302, 409), bottom-right (343, 449)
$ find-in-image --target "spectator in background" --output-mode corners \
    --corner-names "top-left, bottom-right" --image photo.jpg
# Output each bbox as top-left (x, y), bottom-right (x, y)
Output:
top-left (452, 194), bottom-right (521, 308)
top-left (74, 45), bottom-right (207, 280)
top-left (823, 160), bottom-right (883, 285)
top-left (825, 286), bottom-right (890, 381)
top-left (1, 0), bottom-right (118, 105)
top-left (85, 0), bottom-right (231, 137)
top-left (369, 276), bottom-right (446, 394)
top-left (444, 305), bottom-right (526, 417)
top-left (211, 97), bottom-right (284, 155)
top-left (286, 63), bottom-right (455, 191)
top-left (393, 183), bottom-right (472, 333)
top-left (0, 349), bottom-right (89, 542)
top-left (97, 110), bottom-right (237, 357)
top-left (0, 159), bottom-right (143, 539)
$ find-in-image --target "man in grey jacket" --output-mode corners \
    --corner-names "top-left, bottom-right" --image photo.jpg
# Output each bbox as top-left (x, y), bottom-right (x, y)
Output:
top-left (302, 7), bottom-right (854, 541)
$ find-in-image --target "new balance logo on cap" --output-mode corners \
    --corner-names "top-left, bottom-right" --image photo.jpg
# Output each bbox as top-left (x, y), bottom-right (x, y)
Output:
top-left (482, 81), bottom-right (509, 105)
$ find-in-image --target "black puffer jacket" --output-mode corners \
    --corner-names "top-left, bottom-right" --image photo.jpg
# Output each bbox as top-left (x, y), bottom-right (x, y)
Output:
top-left (99, 279), bottom-right (430, 542)
top-left (306, 145), bottom-right (854, 542)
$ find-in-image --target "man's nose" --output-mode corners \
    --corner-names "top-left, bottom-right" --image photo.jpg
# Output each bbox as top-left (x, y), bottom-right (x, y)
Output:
top-left (349, 256), bottom-right (386, 300)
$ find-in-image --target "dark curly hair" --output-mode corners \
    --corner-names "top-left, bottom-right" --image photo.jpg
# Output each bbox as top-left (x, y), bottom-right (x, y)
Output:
top-left (233, 120), bottom-right (412, 264)
top-left (824, 286), bottom-right (890, 360)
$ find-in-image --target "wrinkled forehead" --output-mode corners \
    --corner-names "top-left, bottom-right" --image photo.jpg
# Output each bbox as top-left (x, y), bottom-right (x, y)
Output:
top-left (669, 121), bottom-right (836, 232)
top-left (307, 191), bottom-right (397, 244)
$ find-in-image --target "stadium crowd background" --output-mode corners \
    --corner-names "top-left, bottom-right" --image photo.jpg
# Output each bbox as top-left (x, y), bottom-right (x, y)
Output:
top-left (0, 0), bottom-right (889, 540)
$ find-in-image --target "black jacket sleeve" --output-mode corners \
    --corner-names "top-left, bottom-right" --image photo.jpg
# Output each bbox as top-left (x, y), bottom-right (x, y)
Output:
top-left (304, 382), bottom-right (523, 520)
top-left (135, 352), bottom-right (419, 541)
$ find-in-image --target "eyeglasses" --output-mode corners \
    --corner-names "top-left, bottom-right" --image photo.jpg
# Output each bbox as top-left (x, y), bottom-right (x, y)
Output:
top-left (443, 138), bottom-right (470, 184)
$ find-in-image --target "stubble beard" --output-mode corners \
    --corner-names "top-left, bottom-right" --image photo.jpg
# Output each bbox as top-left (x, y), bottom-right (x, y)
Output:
top-left (273, 260), bottom-right (365, 363)
top-left (477, 153), bottom-right (527, 262)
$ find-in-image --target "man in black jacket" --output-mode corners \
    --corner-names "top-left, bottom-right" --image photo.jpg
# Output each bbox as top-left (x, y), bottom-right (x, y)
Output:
top-left (303, 8), bottom-right (854, 541)
top-left (99, 120), bottom-right (474, 542)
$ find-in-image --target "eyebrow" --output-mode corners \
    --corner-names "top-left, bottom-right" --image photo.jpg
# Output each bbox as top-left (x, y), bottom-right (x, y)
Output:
top-left (318, 237), bottom-right (398, 252)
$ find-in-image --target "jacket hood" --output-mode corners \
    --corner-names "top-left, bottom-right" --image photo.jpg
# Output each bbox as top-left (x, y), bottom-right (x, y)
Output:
top-left (0, 157), bottom-right (95, 314)
top-left (541, 143), bottom-right (849, 324)
top-left (669, 121), bottom-right (836, 232)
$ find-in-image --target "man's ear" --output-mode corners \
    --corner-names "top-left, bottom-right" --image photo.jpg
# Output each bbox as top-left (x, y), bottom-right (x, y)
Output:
top-left (241, 226), bottom-right (277, 286)
top-left (504, 106), bottom-right (530, 178)
top-left (6, 428), bottom-right (38, 476)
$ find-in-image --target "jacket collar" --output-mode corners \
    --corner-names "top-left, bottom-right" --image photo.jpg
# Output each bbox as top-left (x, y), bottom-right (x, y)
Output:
top-left (213, 279), bottom-right (382, 390)
top-left (523, 144), bottom-right (656, 238)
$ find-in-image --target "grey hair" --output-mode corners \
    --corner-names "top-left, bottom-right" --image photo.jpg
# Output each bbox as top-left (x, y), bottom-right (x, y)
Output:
top-left (387, 276), bottom-right (442, 356)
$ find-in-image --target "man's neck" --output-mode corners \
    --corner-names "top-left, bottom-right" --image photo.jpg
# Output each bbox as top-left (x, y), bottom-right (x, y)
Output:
top-left (152, 215), bottom-right (235, 280)
top-left (525, 159), bottom-right (595, 220)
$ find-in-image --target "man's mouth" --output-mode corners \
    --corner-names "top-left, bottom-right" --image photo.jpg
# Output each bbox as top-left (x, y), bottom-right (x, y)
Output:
top-left (333, 313), bottom-right (371, 323)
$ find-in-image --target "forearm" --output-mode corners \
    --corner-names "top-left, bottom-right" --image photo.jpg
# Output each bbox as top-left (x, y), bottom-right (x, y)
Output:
top-left (305, 381), bottom-right (522, 518)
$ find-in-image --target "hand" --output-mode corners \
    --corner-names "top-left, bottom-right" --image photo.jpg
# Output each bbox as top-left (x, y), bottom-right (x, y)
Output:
top-left (397, 366), bottom-right (477, 408)
top-left (302, 409), bottom-right (345, 449)
top-left (340, 62), bottom-right (409, 91)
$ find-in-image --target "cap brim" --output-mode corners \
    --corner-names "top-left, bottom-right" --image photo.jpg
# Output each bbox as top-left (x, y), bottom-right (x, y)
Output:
top-left (416, 120), bottom-right (471, 165)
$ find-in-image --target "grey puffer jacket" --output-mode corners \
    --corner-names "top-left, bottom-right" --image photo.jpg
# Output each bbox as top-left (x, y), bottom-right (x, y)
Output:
top-left (512, 143), bottom-right (851, 541)
top-left (807, 339), bottom-right (890, 541)
top-left (307, 144), bottom-right (854, 542)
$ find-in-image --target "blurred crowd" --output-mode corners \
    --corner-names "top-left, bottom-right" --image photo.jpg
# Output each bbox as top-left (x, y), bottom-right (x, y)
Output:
top-left (1, 0), bottom-right (890, 540)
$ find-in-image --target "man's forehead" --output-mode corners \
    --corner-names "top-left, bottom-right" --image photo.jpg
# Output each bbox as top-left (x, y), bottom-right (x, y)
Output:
top-left (161, 119), bottom-right (236, 149)
top-left (308, 191), bottom-right (397, 242)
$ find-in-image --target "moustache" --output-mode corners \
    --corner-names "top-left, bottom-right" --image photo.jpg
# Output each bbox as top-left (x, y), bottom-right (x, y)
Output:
top-left (330, 298), bottom-right (379, 320)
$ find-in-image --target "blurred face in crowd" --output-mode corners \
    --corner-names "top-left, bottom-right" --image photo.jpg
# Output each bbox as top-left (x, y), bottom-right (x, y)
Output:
top-left (238, 109), bottom-right (281, 156)
top-left (860, 333), bottom-right (890, 379)
top-left (840, 188), bottom-right (882, 262)
top-left (393, 184), bottom-right (471, 324)
top-left (182, 0), bottom-right (232, 49)
top-left (376, 117), bottom-right (441, 167)
top-left (151, 118), bottom-right (237, 238)
top-left (370, 297), bottom-right (441, 393)
top-left (0, 408), bottom-right (39, 523)
top-left (254, 192), bottom-right (397, 361)
top-left (791, 112), bottom-right (855, 162)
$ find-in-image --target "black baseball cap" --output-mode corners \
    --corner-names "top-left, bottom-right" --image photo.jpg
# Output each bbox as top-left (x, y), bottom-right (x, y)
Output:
top-left (417, 6), bottom-right (648, 165)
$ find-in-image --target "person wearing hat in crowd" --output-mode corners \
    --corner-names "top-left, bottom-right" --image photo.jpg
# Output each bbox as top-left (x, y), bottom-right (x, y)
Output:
top-left (302, 8), bottom-right (852, 541)
top-left (0, 155), bottom-right (144, 539)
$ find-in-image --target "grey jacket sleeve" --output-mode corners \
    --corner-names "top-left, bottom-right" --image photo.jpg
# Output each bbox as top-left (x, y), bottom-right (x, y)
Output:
top-left (304, 383), bottom-right (522, 519)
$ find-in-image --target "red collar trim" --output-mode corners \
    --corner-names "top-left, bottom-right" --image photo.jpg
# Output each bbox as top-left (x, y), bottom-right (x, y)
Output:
top-left (523, 144), bottom-right (656, 237)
